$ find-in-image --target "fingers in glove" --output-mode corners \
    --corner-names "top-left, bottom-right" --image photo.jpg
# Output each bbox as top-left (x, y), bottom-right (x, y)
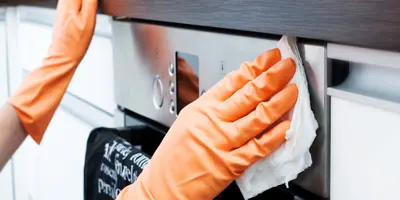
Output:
top-left (57, 0), bottom-right (81, 12)
top-left (231, 84), bottom-right (298, 147)
top-left (57, 0), bottom-right (97, 17)
top-left (220, 58), bottom-right (296, 121)
top-left (205, 49), bottom-right (281, 102)
top-left (81, 0), bottom-right (98, 21)
top-left (230, 120), bottom-right (290, 168)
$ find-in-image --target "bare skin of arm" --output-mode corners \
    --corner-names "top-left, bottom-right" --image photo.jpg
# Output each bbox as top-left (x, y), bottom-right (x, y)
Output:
top-left (0, 103), bottom-right (27, 171)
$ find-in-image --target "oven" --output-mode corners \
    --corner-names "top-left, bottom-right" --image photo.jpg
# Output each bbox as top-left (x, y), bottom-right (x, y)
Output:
top-left (111, 20), bottom-right (328, 200)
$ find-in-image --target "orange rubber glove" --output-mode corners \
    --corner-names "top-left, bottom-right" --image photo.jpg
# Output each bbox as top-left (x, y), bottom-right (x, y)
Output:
top-left (116, 48), bottom-right (298, 200)
top-left (8, 0), bottom-right (97, 144)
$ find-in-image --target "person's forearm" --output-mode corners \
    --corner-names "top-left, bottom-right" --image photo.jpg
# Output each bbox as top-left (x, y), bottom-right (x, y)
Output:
top-left (0, 103), bottom-right (27, 171)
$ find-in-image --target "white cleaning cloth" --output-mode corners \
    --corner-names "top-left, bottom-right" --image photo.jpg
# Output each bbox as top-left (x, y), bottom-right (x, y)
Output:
top-left (235, 36), bottom-right (319, 199)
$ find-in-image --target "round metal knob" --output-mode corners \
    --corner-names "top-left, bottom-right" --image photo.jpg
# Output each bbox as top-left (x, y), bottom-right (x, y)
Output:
top-left (152, 75), bottom-right (164, 109)
top-left (169, 100), bottom-right (175, 114)
top-left (169, 80), bottom-right (175, 95)
top-left (168, 63), bottom-right (175, 76)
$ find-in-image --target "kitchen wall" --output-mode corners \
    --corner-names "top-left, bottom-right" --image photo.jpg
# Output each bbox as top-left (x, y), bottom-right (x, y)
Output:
top-left (0, 6), bottom-right (115, 200)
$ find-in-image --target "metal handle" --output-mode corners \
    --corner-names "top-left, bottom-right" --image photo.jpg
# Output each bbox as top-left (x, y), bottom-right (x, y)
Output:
top-left (328, 43), bottom-right (400, 70)
top-left (328, 43), bottom-right (400, 113)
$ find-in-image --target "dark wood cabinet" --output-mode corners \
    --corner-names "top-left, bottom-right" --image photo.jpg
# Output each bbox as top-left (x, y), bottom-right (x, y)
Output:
top-left (11, 0), bottom-right (57, 8)
top-left (10, 0), bottom-right (400, 52)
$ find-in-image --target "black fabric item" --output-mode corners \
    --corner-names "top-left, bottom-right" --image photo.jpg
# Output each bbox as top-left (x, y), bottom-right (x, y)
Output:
top-left (83, 126), bottom-right (245, 200)
top-left (84, 128), bottom-right (144, 199)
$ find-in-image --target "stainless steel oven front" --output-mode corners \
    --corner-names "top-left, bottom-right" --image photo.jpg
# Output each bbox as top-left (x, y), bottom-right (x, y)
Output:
top-left (112, 20), bottom-right (329, 199)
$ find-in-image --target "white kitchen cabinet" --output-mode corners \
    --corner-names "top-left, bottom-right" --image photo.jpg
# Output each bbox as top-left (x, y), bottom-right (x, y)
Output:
top-left (0, 19), bottom-right (8, 102)
top-left (16, 22), bottom-right (50, 73)
top-left (67, 33), bottom-right (115, 114)
top-left (13, 107), bottom-right (93, 200)
top-left (35, 107), bottom-right (93, 200)
top-left (13, 138), bottom-right (40, 200)
top-left (330, 97), bottom-right (400, 200)
top-left (328, 44), bottom-right (400, 200)
top-left (4, 7), bottom-right (39, 200)
top-left (0, 162), bottom-right (14, 200)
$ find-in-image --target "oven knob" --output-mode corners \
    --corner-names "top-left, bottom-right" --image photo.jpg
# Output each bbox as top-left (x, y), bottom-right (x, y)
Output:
top-left (168, 62), bottom-right (174, 76)
top-left (152, 75), bottom-right (164, 109)
top-left (169, 80), bottom-right (175, 94)
top-left (169, 100), bottom-right (175, 114)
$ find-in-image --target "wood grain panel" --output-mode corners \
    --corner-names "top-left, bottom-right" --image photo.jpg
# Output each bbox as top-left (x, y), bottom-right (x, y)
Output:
top-left (12, 0), bottom-right (57, 8)
top-left (12, 0), bottom-right (400, 52)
